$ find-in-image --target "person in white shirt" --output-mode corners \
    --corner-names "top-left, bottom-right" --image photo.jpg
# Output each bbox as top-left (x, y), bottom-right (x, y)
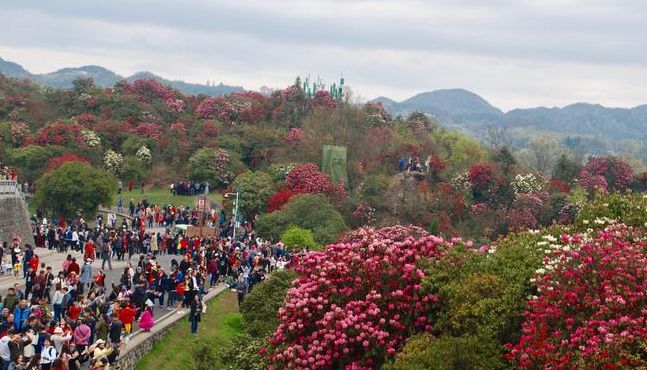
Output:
top-left (40, 338), bottom-right (57, 370)
top-left (0, 334), bottom-right (14, 370)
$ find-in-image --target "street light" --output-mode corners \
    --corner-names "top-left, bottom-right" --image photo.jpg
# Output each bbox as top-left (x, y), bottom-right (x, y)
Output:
top-left (224, 192), bottom-right (239, 240)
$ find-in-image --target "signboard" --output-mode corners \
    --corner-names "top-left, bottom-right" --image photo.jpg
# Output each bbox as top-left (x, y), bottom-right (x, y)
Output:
top-left (186, 225), bottom-right (216, 238)
top-left (197, 197), bottom-right (207, 212)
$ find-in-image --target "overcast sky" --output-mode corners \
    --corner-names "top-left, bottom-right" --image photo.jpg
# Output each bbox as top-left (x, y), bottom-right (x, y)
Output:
top-left (1, 0), bottom-right (646, 111)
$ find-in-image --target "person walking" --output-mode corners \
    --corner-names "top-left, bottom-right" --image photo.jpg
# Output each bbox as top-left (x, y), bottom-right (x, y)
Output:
top-left (189, 294), bottom-right (202, 335)
top-left (40, 338), bottom-right (57, 370)
top-left (235, 275), bottom-right (248, 307)
top-left (100, 239), bottom-right (112, 271)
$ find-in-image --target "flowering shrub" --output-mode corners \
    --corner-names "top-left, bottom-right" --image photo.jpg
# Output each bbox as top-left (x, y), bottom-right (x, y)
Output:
top-left (9, 122), bottom-right (29, 146)
top-left (267, 189), bottom-right (301, 213)
top-left (405, 112), bottom-right (436, 132)
top-left (308, 90), bottom-right (337, 110)
top-left (284, 127), bottom-right (302, 147)
top-left (468, 164), bottom-right (495, 200)
top-left (267, 225), bottom-right (454, 369)
top-left (103, 150), bottom-right (124, 175)
top-left (507, 224), bottom-right (647, 368)
top-left (579, 156), bottom-right (634, 194)
top-left (197, 92), bottom-right (267, 125)
top-left (268, 163), bottom-right (296, 183)
top-left (576, 193), bottom-right (647, 231)
top-left (364, 102), bottom-right (392, 126)
top-left (470, 202), bottom-right (487, 215)
top-left (129, 122), bottom-right (162, 143)
top-left (351, 202), bottom-right (376, 225)
top-left (46, 154), bottom-right (89, 172)
top-left (135, 146), bottom-right (152, 164)
top-left (285, 163), bottom-right (347, 200)
top-left (512, 173), bottom-right (546, 195)
top-left (80, 129), bottom-right (101, 148)
top-left (34, 122), bottom-right (84, 147)
top-left (506, 192), bottom-right (550, 232)
top-left (550, 178), bottom-right (571, 193)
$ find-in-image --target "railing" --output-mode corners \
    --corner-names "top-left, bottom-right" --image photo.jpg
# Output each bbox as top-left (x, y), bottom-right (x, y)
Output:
top-left (0, 180), bottom-right (24, 199)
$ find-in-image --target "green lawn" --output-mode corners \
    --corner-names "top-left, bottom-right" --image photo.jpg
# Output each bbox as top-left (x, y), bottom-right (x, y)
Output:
top-left (111, 187), bottom-right (222, 209)
top-left (135, 291), bottom-right (242, 370)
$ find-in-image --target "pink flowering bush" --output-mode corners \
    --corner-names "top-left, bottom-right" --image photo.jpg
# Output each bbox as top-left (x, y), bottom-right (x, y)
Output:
top-left (129, 122), bottom-right (163, 143)
top-left (507, 224), bottom-right (647, 368)
top-left (9, 122), bottom-right (29, 146)
top-left (351, 202), bottom-right (375, 225)
top-left (579, 156), bottom-right (634, 194)
top-left (285, 163), bottom-right (347, 200)
top-left (308, 90), bottom-right (337, 110)
top-left (34, 122), bottom-right (84, 147)
top-left (284, 127), bottom-right (302, 147)
top-left (267, 225), bottom-right (454, 369)
top-left (363, 102), bottom-right (392, 126)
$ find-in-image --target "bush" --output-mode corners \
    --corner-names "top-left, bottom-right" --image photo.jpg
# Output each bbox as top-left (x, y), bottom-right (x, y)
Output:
top-left (281, 226), bottom-right (318, 251)
top-left (241, 269), bottom-right (298, 338)
top-left (255, 194), bottom-right (346, 244)
top-left (218, 332), bottom-right (269, 370)
top-left (34, 162), bottom-right (116, 218)
top-left (384, 333), bottom-right (505, 370)
top-left (267, 226), bottom-right (454, 369)
top-left (575, 193), bottom-right (647, 231)
top-left (232, 171), bottom-right (276, 220)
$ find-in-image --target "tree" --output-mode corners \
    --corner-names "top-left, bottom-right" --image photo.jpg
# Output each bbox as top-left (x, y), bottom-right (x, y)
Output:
top-left (232, 171), bottom-right (276, 220)
top-left (517, 136), bottom-right (563, 176)
top-left (551, 153), bottom-right (581, 184)
top-left (187, 147), bottom-right (244, 188)
top-left (6, 145), bottom-right (67, 182)
top-left (281, 226), bottom-right (318, 251)
top-left (483, 125), bottom-right (512, 150)
top-left (34, 162), bottom-right (116, 218)
top-left (255, 194), bottom-right (346, 244)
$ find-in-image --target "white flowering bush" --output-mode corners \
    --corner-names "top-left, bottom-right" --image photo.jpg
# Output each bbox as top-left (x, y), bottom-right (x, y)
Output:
top-left (450, 172), bottom-right (471, 193)
top-left (103, 150), bottom-right (124, 175)
top-left (80, 129), bottom-right (101, 148)
top-left (136, 146), bottom-right (152, 164)
top-left (511, 173), bottom-right (546, 195)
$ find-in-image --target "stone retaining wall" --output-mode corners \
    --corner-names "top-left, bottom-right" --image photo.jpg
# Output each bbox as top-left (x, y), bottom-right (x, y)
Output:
top-left (115, 284), bottom-right (228, 370)
top-left (0, 194), bottom-right (32, 247)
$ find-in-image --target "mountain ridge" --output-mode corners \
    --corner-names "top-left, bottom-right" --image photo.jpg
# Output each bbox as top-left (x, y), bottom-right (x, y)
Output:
top-left (0, 57), bottom-right (243, 96)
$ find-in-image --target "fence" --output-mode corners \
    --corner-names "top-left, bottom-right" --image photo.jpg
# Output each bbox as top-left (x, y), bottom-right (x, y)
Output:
top-left (0, 181), bottom-right (24, 199)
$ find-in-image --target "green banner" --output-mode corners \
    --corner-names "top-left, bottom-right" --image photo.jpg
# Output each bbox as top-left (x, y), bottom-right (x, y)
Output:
top-left (322, 145), bottom-right (347, 186)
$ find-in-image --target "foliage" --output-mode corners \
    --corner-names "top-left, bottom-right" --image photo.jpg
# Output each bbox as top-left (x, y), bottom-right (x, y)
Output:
top-left (285, 163), bottom-right (346, 200)
top-left (6, 145), bottom-right (67, 182)
top-left (267, 189), bottom-right (301, 213)
top-left (256, 194), bottom-right (345, 244)
top-left (241, 269), bottom-right (298, 338)
top-left (575, 193), bottom-right (647, 230)
top-left (508, 224), bottom-right (647, 368)
top-left (232, 171), bottom-right (276, 220)
top-left (267, 163), bottom-right (296, 183)
top-left (267, 225), bottom-right (454, 369)
top-left (188, 147), bottom-right (241, 188)
top-left (121, 156), bottom-right (147, 183)
top-left (363, 102), bottom-right (392, 127)
top-left (103, 149), bottom-right (124, 175)
top-left (552, 154), bottom-right (581, 184)
top-left (384, 333), bottom-right (505, 370)
top-left (46, 153), bottom-right (89, 173)
top-left (281, 226), bottom-right (318, 251)
top-left (511, 173), bottom-right (546, 195)
top-left (135, 145), bottom-right (152, 164)
top-left (34, 162), bottom-right (115, 217)
top-left (218, 332), bottom-right (270, 370)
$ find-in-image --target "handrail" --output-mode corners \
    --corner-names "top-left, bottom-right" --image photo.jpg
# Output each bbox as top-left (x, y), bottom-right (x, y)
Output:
top-left (0, 180), bottom-right (24, 199)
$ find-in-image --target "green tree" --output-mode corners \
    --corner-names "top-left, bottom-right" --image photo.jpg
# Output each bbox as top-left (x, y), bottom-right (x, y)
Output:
top-left (232, 171), bottom-right (275, 220)
top-left (240, 269), bottom-right (298, 337)
top-left (6, 145), bottom-right (66, 182)
top-left (121, 156), bottom-right (147, 183)
top-left (256, 194), bottom-right (346, 244)
top-left (281, 226), bottom-right (318, 251)
top-left (552, 153), bottom-right (581, 184)
top-left (34, 162), bottom-right (116, 218)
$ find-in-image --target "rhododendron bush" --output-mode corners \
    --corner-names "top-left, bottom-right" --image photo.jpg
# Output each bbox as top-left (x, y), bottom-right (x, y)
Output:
top-left (579, 156), bottom-right (634, 194)
top-left (285, 163), bottom-right (347, 200)
top-left (46, 154), bottom-right (89, 173)
top-left (267, 225), bottom-right (454, 369)
top-left (508, 224), bottom-right (647, 368)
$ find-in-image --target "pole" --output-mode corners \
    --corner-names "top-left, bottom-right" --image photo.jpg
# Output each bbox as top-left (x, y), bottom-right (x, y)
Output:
top-left (232, 192), bottom-right (239, 241)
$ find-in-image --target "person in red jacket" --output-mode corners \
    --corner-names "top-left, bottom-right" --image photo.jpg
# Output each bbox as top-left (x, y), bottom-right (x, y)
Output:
top-left (118, 302), bottom-right (138, 335)
top-left (67, 258), bottom-right (80, 276)
top-left (68, 300), bottom-right (83, 321)
top-left (29, 254), bottom-right (39, 273)
top-left (84, 240), bottom-right (95, 261)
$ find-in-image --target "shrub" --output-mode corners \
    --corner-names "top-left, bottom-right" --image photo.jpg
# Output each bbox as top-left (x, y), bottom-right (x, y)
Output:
top-left (232, 171), bottom-right (276, 220)
top-left (256, 194), bottom-right (346, 245)
top-left (285, 163), bottom-right (346, 200)
top-left (218, 333), bottom-right (270, 370)
top-left (267, 225), bottom-right (454, 369)
top-left (281, 226), bottom-right (318, 251)
top-left (267, 189), bottom-right (301, 213)
top-left (46, 154), bottom-right (89, 173)
top-left (241, 269), bottom-right (298, 338)
top-left (579, 156), bottom-right (634, 194)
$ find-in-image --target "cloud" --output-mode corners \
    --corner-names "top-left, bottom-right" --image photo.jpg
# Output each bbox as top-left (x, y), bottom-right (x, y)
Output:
top-left (0, 0), bottom-right (646, 110)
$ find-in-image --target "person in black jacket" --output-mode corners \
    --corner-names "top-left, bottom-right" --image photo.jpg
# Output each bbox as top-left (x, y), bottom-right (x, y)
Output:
top-left (108, 314), bottom-right (123, 344)
top-left (188, 295), bottom-right (202, 335)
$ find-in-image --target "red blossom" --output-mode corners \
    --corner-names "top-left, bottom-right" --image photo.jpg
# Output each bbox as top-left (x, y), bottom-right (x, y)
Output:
top-left (46, 154), bottom-right (89, 172)
top-left (267, 189), bottom-right (302, 213)
top-left (285, 163), bottom-right (346, 200)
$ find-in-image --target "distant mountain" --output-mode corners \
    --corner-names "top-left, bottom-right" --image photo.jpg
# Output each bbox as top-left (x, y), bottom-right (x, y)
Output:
top-left (375, 90), bottom-right (647, 144)
top-left (0, 57), bottom-right (243, 96)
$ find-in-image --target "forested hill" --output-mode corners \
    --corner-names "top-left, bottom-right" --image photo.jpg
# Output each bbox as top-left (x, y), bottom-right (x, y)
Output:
top-left (0, 57), bottom-right (242, 96)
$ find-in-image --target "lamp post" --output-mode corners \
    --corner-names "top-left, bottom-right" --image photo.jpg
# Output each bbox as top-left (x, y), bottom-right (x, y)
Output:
top-left (224, 192), bottom-right (239, 240)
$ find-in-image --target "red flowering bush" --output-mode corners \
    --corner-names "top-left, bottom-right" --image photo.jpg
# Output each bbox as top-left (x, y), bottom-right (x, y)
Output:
top-left (351, 202), bottom-right (375, 225)
top-left (267, 189), bottom-right (302, 213)
top-left (129, 122), bottom-right (162, 143)
top-left (308, 90), bottom-right (338, 110)
top-left (468, 164), bottom-right (495, 200)
top-left (284, 127), bottom-right (302, 147)
top-left (34, 122), bottom-right (84, 147)
top-left (268, 225), bottom-right (454, 369)
top-left (550, 178), bottom-right (571, 193)
top-left (196, 92), bottom-right (267, 125)
top-left (579, 156), bottom-right (634, 193)
top-left (46, 154), bottom-right (89, 172)
top-left (364, 102), bottom-right (392, 126)
top-left (285, 163), bottom-right (347, 200)
top-left (508, 225), bottom-right (647, 368)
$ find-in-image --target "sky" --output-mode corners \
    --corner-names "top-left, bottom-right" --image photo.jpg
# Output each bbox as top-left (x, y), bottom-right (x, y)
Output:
top-left (0, 0), bottom-right (646, 111)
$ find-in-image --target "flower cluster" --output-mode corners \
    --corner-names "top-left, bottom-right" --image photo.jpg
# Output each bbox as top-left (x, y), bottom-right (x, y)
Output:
top-left (450, 172), bottom-right (471, 194)
top-left (196, 93), bottom-right (267, 125)
top-left (508, 224), bottom-right (647, 368)
top-left (103, 150), bottom-right (124, 175)
top-left (284, 127), bottom-right (302, 146)
top-left (268, 225), bottom-right (453, 369)
top-left (46, 154), bottom-right (89, 173)
top-left (364, 102), bottom-right (392, 126)
top-left (512, 173), bottom-right (546, 195)
top-left (405, 112), bottom-right (435, 132)
top-left (80, 129), bottom-right (101, 148)
top-left (213, 148), bottom-right (234, 185)
top-left (352, 202), bottom-right (376, 225)
top-left (129, 122), bottom-right (162, 143)
top-left (579, 156), bottom-right (634, 193)
top-left (285, 163), bottom-right (346, 200)
top-left (470, 202), bottom-right (487, 215)
top-left (506, 192), bottom-right (550, 231)
top-left (267, 189), bottom-right (302, 213)
top-left (308, 90), bottom-right (338, 110)
top-left (9, 122), bottom-right (29, 146)
top-left (124, 78), bottom-right (184, 113)
top-left (468, 164), bottom-right (495, 190)
top-left (34, 122), bottom-right (84, 147)
top-left (136, 146), bottom-right (152, 164)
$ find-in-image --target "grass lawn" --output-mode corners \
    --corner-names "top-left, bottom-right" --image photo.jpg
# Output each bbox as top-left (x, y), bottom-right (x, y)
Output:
top-left (111, 188), bottom-right (222, 210)
top-left (135, 290), bottom-right (243, 370)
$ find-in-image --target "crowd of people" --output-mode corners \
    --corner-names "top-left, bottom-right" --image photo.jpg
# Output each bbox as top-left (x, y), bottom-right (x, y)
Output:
top-left (398, 155), bottom-right (433, 173)
top-left (169, 181), bottom-right (210, 196)
top-left (0, 196), bottom-right (296, 369)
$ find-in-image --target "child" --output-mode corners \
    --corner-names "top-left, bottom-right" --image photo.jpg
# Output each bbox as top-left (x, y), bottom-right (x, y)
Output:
top-left (139, 306), bottom-right (154, 332)
top-left (13, 258), bottom-right (22, 278)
